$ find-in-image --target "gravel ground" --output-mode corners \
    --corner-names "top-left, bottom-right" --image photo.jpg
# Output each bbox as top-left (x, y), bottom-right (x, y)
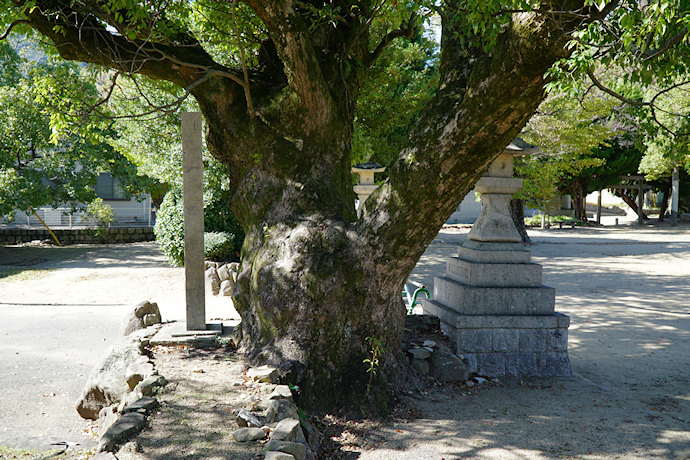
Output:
top-left (1, 220), bottom-right (689, 459)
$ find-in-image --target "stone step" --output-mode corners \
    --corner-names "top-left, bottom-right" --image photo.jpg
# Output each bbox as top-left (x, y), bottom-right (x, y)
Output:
top-left (421, 299), bottom-right (570, 330)
top-left (433, 276), bottom-right (555, 315)
top-left (446, 257), bottom-right (542, 287)
top-left (457, 240), bottom-right (532, 264)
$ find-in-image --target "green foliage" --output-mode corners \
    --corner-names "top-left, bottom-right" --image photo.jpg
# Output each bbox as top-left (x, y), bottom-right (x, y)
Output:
top-left (363, 336), bottom-right (386, 395)
top-left (86, 198), bottom-right (115, 239)
top-left (0, 39), bottom-right (151, 218)
top-left (154, 188), bottom-right (244, 266)
top-left (154, 189), bottom-right (186, 266)
top-left (353, 35), bottom-right (438, 168)
top-left (203, 231), bottom-right (235, 261)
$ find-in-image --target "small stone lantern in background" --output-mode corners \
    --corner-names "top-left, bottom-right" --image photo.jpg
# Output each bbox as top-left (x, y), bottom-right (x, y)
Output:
top-left (352, 161), bottom-right (386, 212)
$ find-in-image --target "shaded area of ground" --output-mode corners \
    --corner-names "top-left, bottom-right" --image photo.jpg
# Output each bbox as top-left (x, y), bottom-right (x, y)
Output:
top-left (0, 223), bottom-right (689, 459)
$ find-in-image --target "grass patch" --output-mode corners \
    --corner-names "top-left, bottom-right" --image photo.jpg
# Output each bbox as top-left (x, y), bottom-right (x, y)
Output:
top-left (0, 268), bottom-right (52, 282)
top-left (524, 214), bottom-right (582, 227)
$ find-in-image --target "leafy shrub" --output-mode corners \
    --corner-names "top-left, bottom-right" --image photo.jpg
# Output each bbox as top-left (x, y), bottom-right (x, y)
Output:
top-left (154, 189), bottom-right (185, 265)
top-left (204, 232), bottom-right (235, 261)
top-left (154, 188), bottom-right (244, 266)
top-left (86, 198), bottom-right (114, 239)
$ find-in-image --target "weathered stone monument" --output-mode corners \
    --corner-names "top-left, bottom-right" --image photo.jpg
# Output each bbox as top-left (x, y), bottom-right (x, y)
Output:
top-left (423, 139), bottom-right (573, 378)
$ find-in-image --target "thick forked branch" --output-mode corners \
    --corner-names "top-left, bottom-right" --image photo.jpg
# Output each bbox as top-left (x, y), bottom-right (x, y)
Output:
top-left (357, 2), bottom-right (594, 280)
top-left (243, 0), bottom-right (339, 134)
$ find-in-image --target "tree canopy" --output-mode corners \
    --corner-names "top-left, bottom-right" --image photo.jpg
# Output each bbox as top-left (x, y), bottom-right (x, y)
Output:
top-left (4, 0), bottom-right (690, 412)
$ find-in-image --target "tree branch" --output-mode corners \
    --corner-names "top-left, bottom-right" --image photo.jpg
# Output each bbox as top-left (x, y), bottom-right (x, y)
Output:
top-left (0, 19), bottom-right (31, 40)
top-left (642, 28), bottom-right (689, 61)
top-left (586, 68), bottom-right (650, 107)
top-left (366, 12), bottom-right (418, 67)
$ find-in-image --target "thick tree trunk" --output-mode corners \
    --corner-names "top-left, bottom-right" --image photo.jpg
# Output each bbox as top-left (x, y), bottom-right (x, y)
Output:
top-left (510, 198), bottom-right (532, 244)
top-left (572, 181), bottom-right (587, 221)
top-left (620, 192), bottom-right (648, 220)
top-left (19, 0), bottom-right (598, 413)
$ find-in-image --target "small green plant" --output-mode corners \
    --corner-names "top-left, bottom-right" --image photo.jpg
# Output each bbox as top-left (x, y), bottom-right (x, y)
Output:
top-left (86, 198), bottom-right (114, 239)
top-left (363, 336), bottom-right (386, 395)
top-left (204, 231), bottom-right (235, 261)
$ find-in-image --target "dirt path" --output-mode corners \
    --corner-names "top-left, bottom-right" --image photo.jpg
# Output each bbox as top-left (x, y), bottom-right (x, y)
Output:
top-left (1, 224), bottom-right (689, 459)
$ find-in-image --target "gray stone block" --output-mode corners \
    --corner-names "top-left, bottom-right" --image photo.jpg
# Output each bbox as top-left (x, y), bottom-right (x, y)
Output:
top-left (492, 329), bottom-right (519, 352)
top-left (538, 353), bottom-right (574, 378)
top-left (456, 329), bottom-right (493, 353)
top-left (265, 440), bottom-right (307, 460)
top-left (555, 312), bottom-right (571, 328)
top-left (429, 350), bottom-right (469, 382)
top-left (547, 328), bottom-right (568, 352)
top-left (506, 353), bottom-right (538, 377)
top-left (411, 358), bottom-right (430, 374)
top-left (519, 329), bottom-right (547, 352)
top-left (446, 257), bottom-right (543, 287)
top-left (477, 353), bottom-right (506, 377)
top-left (457, 240), bottom-right (532, 264)
top-left (97, 412), bottom-right (146, 453)
top-left (433, 277), bottom-right (556, 315)
top-left (461, 353), bottom-right (478, 373)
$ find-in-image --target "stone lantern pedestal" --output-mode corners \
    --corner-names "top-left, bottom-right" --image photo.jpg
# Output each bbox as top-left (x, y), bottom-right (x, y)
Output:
top-left (423, 140), bottom-right (572, 378)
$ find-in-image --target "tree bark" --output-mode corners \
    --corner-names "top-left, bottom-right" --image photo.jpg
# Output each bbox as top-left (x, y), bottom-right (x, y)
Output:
top-left (510, 198), bottom-right (532, 244)
top-left (620, 192), bottom-right (649, 220)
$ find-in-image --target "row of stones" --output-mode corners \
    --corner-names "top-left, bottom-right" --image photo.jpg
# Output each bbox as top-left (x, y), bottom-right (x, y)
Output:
top-left (0, 228), bottom-right (154, 245)
top-left (231, 365), bottom-right (320, 460)
top-left (74, 301), bottom-right (168, 455)
top-left (405, 340), bottom-right (469, 382)
top-left (453, 327), bottom-right (569, 354)
top-left (461, 351), bottom-right (573, 378)
top-left (205, 261), bottom-right (239, 296)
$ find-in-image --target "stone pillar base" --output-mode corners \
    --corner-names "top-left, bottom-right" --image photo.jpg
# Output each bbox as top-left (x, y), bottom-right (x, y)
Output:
top-left (423, 299), bottom-right (573, 378)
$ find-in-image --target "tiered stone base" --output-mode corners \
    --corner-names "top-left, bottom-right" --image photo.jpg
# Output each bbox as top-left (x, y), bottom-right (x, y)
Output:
top-left (423, 299), bottom-right (573, 378)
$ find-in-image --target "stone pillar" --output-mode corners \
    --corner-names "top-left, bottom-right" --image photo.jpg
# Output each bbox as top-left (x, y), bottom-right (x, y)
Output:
top-left (182, 112), bottom-right (206, 331)
top-left (423, 147), bottom-right (572, 378)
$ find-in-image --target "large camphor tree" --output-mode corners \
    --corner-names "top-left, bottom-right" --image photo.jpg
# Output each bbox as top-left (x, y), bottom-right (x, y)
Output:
top-left (4, 0), bottom-right (688, 411)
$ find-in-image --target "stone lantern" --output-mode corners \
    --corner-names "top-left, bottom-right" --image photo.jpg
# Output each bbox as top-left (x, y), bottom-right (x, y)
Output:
top-left (352, 161), bottom-right (386, 211)
top-left (423, 138), bottom-right (573, 379)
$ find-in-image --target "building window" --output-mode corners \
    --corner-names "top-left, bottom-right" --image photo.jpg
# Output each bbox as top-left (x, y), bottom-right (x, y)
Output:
top-left (96, 173), bottom-right (129, 200)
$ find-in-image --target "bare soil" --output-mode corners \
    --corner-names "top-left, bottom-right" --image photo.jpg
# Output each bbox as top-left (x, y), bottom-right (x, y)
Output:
top-left (1, 222), bottom-right (689, 460)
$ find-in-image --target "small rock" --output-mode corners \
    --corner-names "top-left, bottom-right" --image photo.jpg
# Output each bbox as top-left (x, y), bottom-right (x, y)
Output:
top-left (236, 408), bottom-right (263, 428)
top-left (475, 377), bottom-right (487, 384)
top-left (266, 399), bottom-right (299, 424)
top-left (411, 358), bottom-right (429, 374)
top-left (300, 417), bottom-right (321, 452)
top-left (247, 365), bottom-right (280, 384)
top-left (136, 375), bottom-right (167, 396)
top-left (265, 452), bottom-right (295, 460)
top-left (220, 279), bottom-right (235, 296)
top-left (270, 418), bottom-right (303, 443)
top-left (142, 313), bottom-right (160, 327)
top-left (122, 396), bottom-right (159, 415)
top-left (206, 268), bottom-right (221, 295)
top-left (407, 348), bottom-right (431, 360)
top-left (125, 359), bottom-right (155, 391)
top-left (265, 440), bottom-right (307, 460)
top-left (259, 383), bottom-right (278, 394)
top-left (97, 412), bottom-right (146, 453)
top-left (229, 262), bottom-right (240, 272)
top-left (269, 385), bottom-right (294, 402)
top-left (422, 340), bottom-right (437, 348)
top-left (465, 380), bottom-right (475, 387)
top-left (97, 405), bottom-right (119, 438)
top-left (430, 350), bottom-right (469, 383)
top-left (233, 427), bottom-right (266, 442)
top-left (217, 264), bottom-right (231, 281)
